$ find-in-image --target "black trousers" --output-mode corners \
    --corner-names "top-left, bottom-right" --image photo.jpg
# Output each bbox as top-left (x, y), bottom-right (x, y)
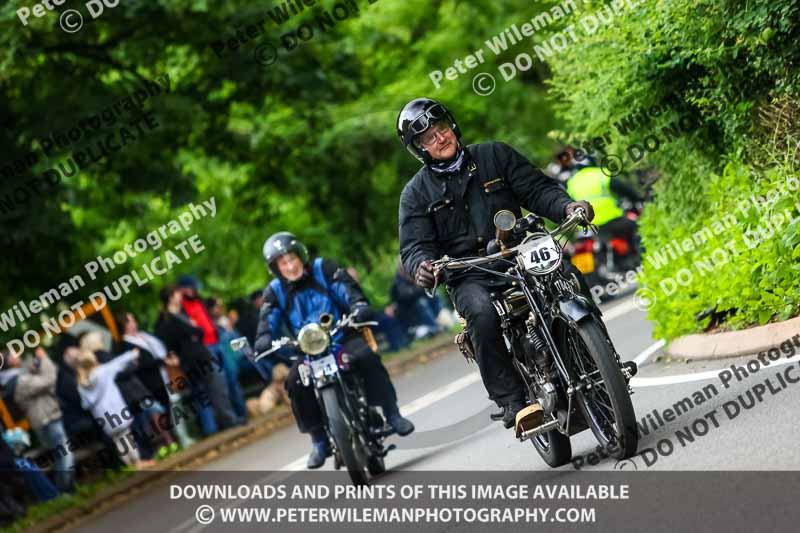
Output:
top-left (285, 336), bottom-right (399, 434)
top-left (449, 280), bottom-right (527, 405)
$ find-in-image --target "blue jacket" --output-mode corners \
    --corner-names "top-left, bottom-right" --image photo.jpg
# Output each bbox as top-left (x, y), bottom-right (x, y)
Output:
top-left (254, 258), bottom-right (369, 354)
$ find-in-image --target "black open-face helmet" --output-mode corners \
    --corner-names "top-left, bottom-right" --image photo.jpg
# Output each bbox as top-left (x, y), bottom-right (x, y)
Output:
top-left (396, 98), bottom-right (461, 164)
top-left (262, 232), bottom-right (309, 278)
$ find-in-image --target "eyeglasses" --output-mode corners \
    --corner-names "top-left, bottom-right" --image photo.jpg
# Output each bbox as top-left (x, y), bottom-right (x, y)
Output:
top-left (415, 121), bottom-right (451, 149)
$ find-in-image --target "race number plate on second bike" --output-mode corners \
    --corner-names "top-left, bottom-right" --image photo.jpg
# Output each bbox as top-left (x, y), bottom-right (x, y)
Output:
top-left (310, 354), bottom-right (338, 379)
top-left (519, 235), bottom-right (561, 275)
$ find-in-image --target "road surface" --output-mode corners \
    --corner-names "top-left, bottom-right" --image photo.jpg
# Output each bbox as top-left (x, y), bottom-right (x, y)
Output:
top-left (75, 294), bottom-right (800, 533)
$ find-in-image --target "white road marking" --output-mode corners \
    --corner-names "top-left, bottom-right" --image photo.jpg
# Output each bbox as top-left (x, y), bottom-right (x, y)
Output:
top-left (631, 351), bottom-right (800, 388)
top-left (170, 295), bottom-right (646, 533)
top-left (280, 371), bottom-right (483, 471)
top-left (632, 339), bottom-right (666, 366)
top-left (168, 371), bottom-right (485, 533)
top-left (399, 372), bottom-right (482, 417)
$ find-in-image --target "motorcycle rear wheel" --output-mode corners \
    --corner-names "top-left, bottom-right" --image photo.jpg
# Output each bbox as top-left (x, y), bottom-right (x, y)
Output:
top-left (321, 387), bottom-right (369, 486)
top-left (568, 318), bottom-right (638, 459)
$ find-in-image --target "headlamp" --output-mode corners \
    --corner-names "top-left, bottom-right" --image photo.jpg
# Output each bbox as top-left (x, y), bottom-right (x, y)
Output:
top-left (297, 323), bottom-right (330, 355)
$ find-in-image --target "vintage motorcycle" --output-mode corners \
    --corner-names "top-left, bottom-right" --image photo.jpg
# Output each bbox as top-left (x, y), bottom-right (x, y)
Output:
top-left (566, 202), bottom-right (643, 294)
top-left (431, 208), bottom-right (638, 467)
top-left (230, 314), bottom-right (395, 485)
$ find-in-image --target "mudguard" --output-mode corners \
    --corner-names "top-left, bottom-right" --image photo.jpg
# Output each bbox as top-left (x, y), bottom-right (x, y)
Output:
top-left (558, 296), bottom-right (596, 323)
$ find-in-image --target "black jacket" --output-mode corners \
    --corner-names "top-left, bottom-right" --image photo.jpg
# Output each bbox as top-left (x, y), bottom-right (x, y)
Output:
top-left (154, 312), bottom-right (215, 377)
top-left (95, 349), bottom-right (152, 414)
top-left (399, 142), bottom-right (575, 282)
top-left (115, 339), bottom-right (170, 409)
top-left (55, 364), bottom-right (98, 436)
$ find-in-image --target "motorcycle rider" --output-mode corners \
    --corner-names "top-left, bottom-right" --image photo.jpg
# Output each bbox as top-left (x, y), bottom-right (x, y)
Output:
top-left (548, 146), bottom-right (596, 185)
top-left (555, 146), bottom-right (642, 251)
top-left (396, 98), bottom-right (594, 430)
top-left (254, 232), bottom-right (414, 469)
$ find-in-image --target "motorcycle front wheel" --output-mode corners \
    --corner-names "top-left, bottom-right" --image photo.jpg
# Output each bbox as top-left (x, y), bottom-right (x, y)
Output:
top-left (320, 386), bottom-right (369, 486)
top-left (531, 429), bottom-right (572, 468)
top-left (567, 318), bottom-right (638, 459)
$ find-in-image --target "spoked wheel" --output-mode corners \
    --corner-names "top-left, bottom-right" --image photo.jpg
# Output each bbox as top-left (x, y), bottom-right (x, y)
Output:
top-left (567, 318), bottom-right (637, 459)
top-left (321, 387), bottom-right (369, 486)
top-left (367, 454), bottom-right (386, 475)
top-left (515, 359), bottom-right (573, 468)
top-left (366, 407), bottom-right (386, 475)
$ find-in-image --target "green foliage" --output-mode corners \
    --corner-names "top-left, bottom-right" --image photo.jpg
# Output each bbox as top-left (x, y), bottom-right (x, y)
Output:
top-left (5, 0), bottom-right (798, 342)
top-left (4, 467), bottom-right (133, 533)
top-left (0, 0), bottom-right (560, 339)
top-left (638, 159), bottom-right (800, 339)
top-left (544, 0), bottom-right (800, 340)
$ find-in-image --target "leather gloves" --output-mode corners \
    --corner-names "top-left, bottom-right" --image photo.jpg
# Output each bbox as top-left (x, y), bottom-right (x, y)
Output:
top-left (350, 305), bottom-right (375, 324)
top-left (415, 260), bottom-right (440, 289)
top-left (565, 200), bottom-right (595, 222)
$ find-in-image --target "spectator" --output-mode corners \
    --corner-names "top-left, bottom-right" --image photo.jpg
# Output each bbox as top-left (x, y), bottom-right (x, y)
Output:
top-left (216, 295), bottom-right (287, 417)
top-left (176, 276), bottom-right (243, 426)
top-left (55, 345), bottom-right (121, 470)
top-left (237, 290), bottom-right (264, 347)
top-left (0, 354), bottom-right (23, 404)
top-left (155, 286), bottom-right (238, 435)
top-left (6, 347), bottom-right (75, 492)
top-left (2, 424), bottom-right (60, 504)
top-left (79, 332), bottom-right (161, 460)
top-left (226, 308), bottom-right (240, 332)
top-left (0, 430), bottom-right (27, 528)
top-left (388, 258), bottom-right (441, 341)
top-left (206, 298), bottom-right (248, 423)
top-left (114, 312), bottom-right (180, 457)
top-left (75, 347), bottom-right (154, 469)
top-left (56, 345), bottom-right (100, 439)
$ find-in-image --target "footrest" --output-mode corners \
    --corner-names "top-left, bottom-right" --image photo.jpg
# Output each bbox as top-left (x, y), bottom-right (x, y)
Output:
top-left (621, 361), bottom-right (638, 380)
top-left (514, 403), bottom-right (544, 439)
top-left (370, 427), bottom-right (396, 438)
top-left (376, 444), bottom-right (396, 457)
top-left (490, 407), bottom-right (505, 421)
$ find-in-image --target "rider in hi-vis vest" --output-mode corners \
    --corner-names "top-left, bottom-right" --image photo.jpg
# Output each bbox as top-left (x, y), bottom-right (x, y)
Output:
top-left (557, 147), bottom-right (643, 245)
top-left (566, 167), bottom-right (624, 227)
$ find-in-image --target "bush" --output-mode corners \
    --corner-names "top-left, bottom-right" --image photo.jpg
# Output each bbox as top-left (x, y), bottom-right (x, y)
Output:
top-left (542, 0), bottom-right (800, 339)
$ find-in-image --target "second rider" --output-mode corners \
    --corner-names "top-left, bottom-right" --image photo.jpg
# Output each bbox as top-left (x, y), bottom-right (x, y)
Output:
top-left (254, 232), bottom-right (414, 469)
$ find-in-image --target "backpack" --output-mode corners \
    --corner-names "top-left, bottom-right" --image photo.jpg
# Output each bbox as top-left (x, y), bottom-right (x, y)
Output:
top-left (268, 257), bottom-right (347, 322)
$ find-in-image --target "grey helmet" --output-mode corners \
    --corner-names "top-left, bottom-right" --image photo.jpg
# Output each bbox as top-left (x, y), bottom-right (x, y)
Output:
top-left (262, 232), bottom-right (309, 277)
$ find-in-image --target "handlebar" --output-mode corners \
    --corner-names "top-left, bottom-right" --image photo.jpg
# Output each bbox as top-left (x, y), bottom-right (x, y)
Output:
top-left (429, 208), bottom-right (595, 281)
top-left (229, 314), bottom-right (379, 362)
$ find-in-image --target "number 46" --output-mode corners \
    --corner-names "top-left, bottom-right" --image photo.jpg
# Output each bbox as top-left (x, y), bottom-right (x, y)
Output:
top-left (530, 247), bottom-right (551, 263)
